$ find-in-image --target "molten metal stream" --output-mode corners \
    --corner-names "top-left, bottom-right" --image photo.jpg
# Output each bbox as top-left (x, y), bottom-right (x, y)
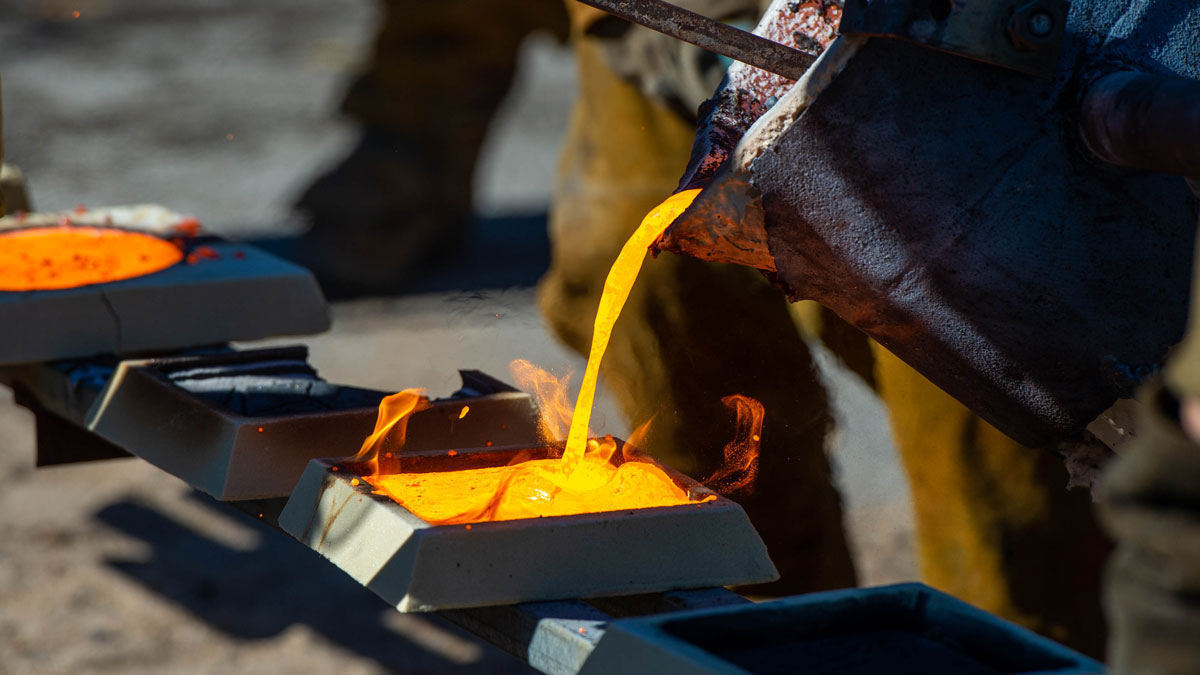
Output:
top-left (562, 189), bottom-right (702, 475)
top-left (0, 226), bottom-right (183, 291)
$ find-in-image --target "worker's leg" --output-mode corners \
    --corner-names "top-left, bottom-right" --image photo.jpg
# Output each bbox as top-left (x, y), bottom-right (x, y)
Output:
top-left (1099, 381), bottom-right (1200, 674)
top-left (789, 301), bottom-right (876, 389)
top-left (295, 0), bottom-right (568, 293)
top-left (1100, 217), bottom-right (1200, 673)
top-left (539, 26), bottom-right (857, 595)
top-left (872, 342), bottom-right (1111, 658)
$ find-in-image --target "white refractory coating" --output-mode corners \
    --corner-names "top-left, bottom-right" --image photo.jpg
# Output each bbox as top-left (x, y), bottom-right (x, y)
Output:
top-left (1086, 397), bottom-right (1141, 454)
top-left (0, 205), bottom-right (329, 365)
top-left (85, 356), bottom-right (542, 500)
top-left (279, 453), bottom-right (778, 612)
top-left (0, 204), bottom-right (195, 232)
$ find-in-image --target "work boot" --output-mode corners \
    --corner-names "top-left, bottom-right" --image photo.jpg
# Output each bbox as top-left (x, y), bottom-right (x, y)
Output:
top-left (287, 0), bottom-right (568, 296)
top-left (290, 127), bottom-right (471, 297)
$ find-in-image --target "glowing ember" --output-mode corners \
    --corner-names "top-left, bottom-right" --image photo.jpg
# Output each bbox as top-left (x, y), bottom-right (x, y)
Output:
top-left (0, 225), bottom-right (183, 291)
top-left (562, 189), bottom-right (702, 475)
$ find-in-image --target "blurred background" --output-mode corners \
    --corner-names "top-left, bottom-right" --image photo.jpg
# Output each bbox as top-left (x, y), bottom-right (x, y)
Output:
top-left (0, 1), bottom-right (915, 672)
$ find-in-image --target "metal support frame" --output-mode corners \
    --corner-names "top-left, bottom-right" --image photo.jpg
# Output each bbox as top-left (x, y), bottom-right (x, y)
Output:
top-left (440, 589), bottom-right (748, 675)
top-left (839, 0), bottom-right (1068, 77)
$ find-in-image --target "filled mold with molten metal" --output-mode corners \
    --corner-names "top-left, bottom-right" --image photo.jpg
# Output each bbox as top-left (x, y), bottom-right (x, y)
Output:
top-left (278, 445), bottom-right (777, 612)
top-left (364, 437), bottom-right (712, 525)
top-left (0, 205), bottom-right (328, 364)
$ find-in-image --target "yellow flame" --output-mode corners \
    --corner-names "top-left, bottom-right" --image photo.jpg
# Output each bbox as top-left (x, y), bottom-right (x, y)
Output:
top-left (510, 358), bottom-right (578, 444)
top-left (562, 188), bottom-right (702, 476)
top-left (362, 364), bottom-right (712, 526)
top-left (355, 389), bottom-right (430, 474)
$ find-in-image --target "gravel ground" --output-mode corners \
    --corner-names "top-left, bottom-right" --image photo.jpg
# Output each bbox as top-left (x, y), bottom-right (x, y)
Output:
top-left (0, 2), bottom-right (916, 673)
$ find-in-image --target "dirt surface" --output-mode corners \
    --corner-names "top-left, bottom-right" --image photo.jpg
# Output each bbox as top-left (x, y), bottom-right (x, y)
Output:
top-left (0, 1), bottom-right (915, 673)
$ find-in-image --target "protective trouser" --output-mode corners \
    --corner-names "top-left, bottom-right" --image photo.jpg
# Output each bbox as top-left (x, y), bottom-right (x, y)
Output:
top-left (1098, 220), bottom-right (1200, 672)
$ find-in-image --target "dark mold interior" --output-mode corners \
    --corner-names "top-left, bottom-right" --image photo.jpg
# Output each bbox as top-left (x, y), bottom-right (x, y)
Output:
top-left (659, 586), bottom-right (1082, 675)
top-left (152, 346), bottom-right (386, 417)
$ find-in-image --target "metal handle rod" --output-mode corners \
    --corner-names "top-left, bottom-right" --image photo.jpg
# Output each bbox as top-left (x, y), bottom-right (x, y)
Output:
top-left (572, 0), bottom-right (815, 80)
top-left (1080, 70), bottom-right (1200, 179)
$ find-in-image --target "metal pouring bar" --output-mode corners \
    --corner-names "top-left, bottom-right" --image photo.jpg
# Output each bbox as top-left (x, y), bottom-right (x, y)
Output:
top-left (1079, 70), bottom-right (1200, 179)
top-left (570, 0), bottom-right (816, 80)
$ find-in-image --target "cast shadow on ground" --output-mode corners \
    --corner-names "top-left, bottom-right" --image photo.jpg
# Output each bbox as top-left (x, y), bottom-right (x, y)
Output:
top-left (93, 493), bottom-right (534, 674)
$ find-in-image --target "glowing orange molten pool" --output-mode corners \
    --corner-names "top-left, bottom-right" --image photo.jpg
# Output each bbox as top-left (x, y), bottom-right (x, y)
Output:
top-left (354, 389), bottom-right (711, 526)
top-left (369, 440), bottom-right (701, 526)
top-left (0, 225), bottom-right (183, 291)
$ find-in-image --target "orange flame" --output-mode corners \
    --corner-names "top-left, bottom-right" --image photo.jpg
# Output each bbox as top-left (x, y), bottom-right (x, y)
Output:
top-left (703, 395), bottom-right (764, 495)
top-left (621, 415), bottom-right (656, 463)
top-left (354, 389), bottom-right (430, 475)
top-left (509, 358), bottom-right (578, 445)
top-left (363, 363), bottom-right (709, 525)
top-left (352, 380), bottom-right (759, 526)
